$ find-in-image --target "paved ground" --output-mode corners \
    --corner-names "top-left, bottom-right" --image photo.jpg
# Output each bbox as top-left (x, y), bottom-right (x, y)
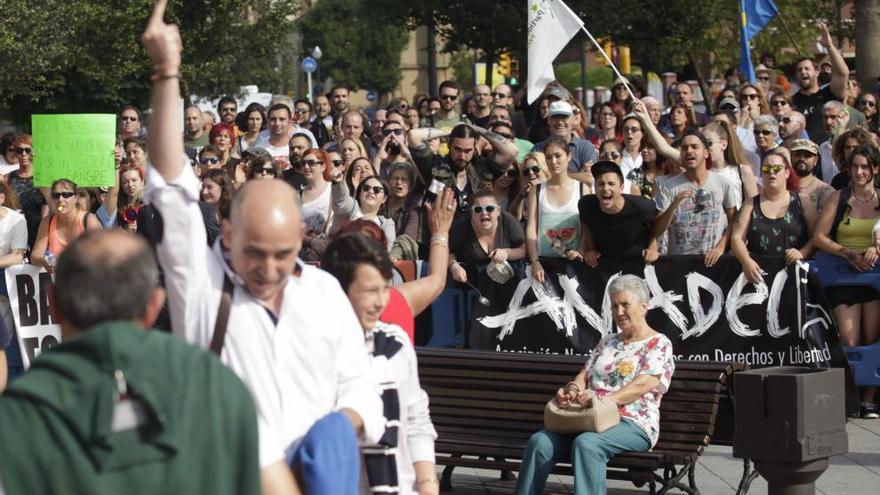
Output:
top-left (435, 418), bottom-right (880, 494)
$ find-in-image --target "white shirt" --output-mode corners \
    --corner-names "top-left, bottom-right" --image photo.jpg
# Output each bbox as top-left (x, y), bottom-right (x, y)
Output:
top-left (620, 149), bottom-right (642, 194)
top-left (819, 139), bottom-right (837, 185)
top-left (146, 165), bottom-right (384, 468)
top-left (0, 207), bottom-right (27, 256)
top-left (0, 156), bottom-right (18, 176)
top-left (257, 125), bottom-right (318, 149)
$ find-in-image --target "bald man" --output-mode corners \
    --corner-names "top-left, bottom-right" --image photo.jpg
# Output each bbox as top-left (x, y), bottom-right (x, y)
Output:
top-left (0, 230), bottom-right (261, 494)
top-left (141, 3), bottom-right (381, 494)
top-left (467, 84), bottom-right (492, 127)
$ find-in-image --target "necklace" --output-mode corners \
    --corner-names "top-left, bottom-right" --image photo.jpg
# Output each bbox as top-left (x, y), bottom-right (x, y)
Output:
top-left (853, 189), bottom-right (876, 205)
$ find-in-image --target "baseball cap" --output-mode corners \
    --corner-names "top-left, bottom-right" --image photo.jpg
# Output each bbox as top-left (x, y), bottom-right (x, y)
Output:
top-left (548, 101), bottom-right (574, 117)
top-left (788, 139), bottom-right (819, 155)
top-left (718, 97), bottom-right (740, 111)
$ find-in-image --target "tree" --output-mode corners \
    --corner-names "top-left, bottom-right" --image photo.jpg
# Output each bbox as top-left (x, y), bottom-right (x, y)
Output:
top-left (298, 0), bottom-right (409, 94)
top-left (0, 0), bottom-right (301, 125)
top-left (854, 0), bottom-right (880, 93)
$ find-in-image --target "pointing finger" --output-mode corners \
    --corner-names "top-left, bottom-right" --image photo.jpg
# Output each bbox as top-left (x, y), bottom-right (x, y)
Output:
top-left (148, 0), bottom-right (169, 28)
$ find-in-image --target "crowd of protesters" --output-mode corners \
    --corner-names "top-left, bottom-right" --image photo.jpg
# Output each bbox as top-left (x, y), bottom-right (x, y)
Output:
top-left (0, 2), bottom-right (878, 493)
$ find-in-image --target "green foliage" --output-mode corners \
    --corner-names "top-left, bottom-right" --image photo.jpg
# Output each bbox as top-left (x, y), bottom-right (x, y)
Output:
top-left (298, 0), bottom-right (409, 94)
top-left (448, 49), bottom-right (476, 89)
top-left (0, 0), bottom-right (301, 124)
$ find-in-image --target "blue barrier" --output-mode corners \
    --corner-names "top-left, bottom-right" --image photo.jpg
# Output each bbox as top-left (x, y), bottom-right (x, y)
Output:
top-left (811, 252), bottom-right (880, 386)
top-left (424, 288), bottom-right (468, 348)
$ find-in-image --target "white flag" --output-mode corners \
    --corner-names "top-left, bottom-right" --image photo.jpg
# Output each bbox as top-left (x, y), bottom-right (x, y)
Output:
top-left (527, 0), bottom-right (584, 104)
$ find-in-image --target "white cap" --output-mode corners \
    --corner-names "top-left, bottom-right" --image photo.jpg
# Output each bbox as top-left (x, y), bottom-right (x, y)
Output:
top-left (548, 101), bottom-right (574, 117)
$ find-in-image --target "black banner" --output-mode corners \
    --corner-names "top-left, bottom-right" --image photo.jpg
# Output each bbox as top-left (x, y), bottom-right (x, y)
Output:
top-left (470, 256), bottom-right (850, 371)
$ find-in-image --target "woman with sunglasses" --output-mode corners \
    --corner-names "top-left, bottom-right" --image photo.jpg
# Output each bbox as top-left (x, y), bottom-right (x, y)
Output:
top-left (731, 152), bottom-right (816, 284)
top-left (31, 179), bottom-right (102, 268)
top-left (7, 134), bottom-right (46, 248)
top-left (300, 149), bottom-right (334, 261)
top-left (449, 190), bottom-right (526, 285)
top-left (492, 163), bottom-right (525, 212)
top-left (244, 156), bottom-right (278, 181)
top-left (737, 83), bottom-right (770, 130)
top-left (752, 115), bottom-right (781, 164)
top-left (196, 145), bottom-right (223, 176)
top-left (330, 176), bottom-right (396, 250)
top-left (769, 93), bottom-right (794, 121)
top-left (385, 163), bottom-right (425, 256)
top-left (702, 120), bottom-right (759, 208)
top-left (527, 138), bottom-right (587, 283)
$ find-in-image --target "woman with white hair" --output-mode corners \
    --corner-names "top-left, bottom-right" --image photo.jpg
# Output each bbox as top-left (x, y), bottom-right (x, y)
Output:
top-left (515, 275), bottom-right (675, 495)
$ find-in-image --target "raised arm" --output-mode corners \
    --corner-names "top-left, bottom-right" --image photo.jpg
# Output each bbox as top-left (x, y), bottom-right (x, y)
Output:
top-left (142, 0), bottom-right (184, 181)
top-left (407, 128), bottom-right (450, 149)
top-left (820, 22), bottom-right (849, 100)
top-left (632, 101), bottom-right (679, 164)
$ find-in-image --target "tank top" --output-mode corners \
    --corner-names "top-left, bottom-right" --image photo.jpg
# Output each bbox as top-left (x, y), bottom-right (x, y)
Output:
top-left (301, 184), bottom-right (332, 235)
top-left (745, 193), bottom-right (809, 255)
top-left (537, 181), bottom-right (582, 257)
top-left (48, 211), bottom-right (87, 257)
top-left (837, 211), bottom-right (880, 250)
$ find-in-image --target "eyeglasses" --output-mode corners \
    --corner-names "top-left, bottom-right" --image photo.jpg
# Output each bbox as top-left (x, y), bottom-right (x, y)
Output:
top-left (492, 92), bottom-right (510, 98)
top-left (51, 191), bottom-right (76, 199)
top-left (600, 151), bottom-right (621, 159)
top-left (858, 99), bottom-right (876, 108)
top-left (503, 169), bottom-right (517, 177)
top-left (302, 159), bottom-right (322, 168)
top-left (295, 108), bottom-right (310, 115)
top-left (257, 167), bottom-right (275, 176)
top-left (440, 94), bottom-right (457, 101)
top-left (781, 117), bottom-right (792, 124)
top-left (361, 185), bottom-right (384, 195)
top-left (771, 100), bottom-right (788, 106)
top-left (754, 129), bottom-right (775, 136)
top-left (756, 76), bottom-right (770, 82)
top-left (472, 205), bottom-right (497, 214)
top-left (622, 126), bottom-right (642, 133)
top-left (741, 93), bottom-right (759, 101)
top-left (120, 116), bottom-right (138, 122)
top-left (760, 164), bottom-right (785, 175)
top-left (522, 165), bottom-right (541, 176)
top-left (200, 157), bottom-right (220, 165)
top-left (331, 159), bottom-right (343, 166)
top-left (382, 128), bottom-right (405, 136)
top-left (14, 147), bottom-right (33, 155)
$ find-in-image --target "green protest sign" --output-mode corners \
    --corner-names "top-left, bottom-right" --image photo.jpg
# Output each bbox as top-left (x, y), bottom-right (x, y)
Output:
top-left (32, 114), bottom-right (116, 187)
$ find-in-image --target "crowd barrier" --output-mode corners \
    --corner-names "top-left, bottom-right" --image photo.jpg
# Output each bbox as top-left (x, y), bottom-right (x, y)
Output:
top-left (811, 252), bottom-right (880, 387)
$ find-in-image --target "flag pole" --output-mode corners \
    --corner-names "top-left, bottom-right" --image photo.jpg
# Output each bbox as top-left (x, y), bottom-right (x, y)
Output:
top-left (578, 25), bottom-right (637, 104)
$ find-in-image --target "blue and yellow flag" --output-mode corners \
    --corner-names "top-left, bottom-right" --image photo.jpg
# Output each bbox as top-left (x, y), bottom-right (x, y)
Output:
top-left (739, 0), bottom-right (778, 82)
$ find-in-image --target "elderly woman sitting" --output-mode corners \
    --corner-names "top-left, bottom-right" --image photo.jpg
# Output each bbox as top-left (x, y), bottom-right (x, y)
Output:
top-left (515, 275), bottom-right (675, 495)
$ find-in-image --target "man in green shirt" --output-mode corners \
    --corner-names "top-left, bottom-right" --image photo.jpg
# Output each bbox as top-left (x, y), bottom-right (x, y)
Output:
top-left (0, 230), bottom-right (261, 495)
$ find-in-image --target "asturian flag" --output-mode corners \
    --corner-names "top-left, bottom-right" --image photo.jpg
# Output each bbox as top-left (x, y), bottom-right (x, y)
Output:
top-left (739, 0), bottom-right (778, 82)
top-left (527, 0), bottom-right (583, 104)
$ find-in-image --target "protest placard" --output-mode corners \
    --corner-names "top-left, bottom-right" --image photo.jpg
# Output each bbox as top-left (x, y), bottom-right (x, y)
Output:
top-left (32, 114), bottom-right (116, 187)
top-left (4, 264), bottom-right (61, 369)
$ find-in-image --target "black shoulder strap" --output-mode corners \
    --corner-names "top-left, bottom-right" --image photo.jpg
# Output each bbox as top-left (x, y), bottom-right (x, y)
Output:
top-left (210, 275), bottom-right (234, 356)
top-left (828, 187), bottom-right (852, 242)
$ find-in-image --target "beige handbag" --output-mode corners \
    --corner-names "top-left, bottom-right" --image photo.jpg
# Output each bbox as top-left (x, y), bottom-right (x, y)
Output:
top-left (544, 396), bottom-right (621, 434)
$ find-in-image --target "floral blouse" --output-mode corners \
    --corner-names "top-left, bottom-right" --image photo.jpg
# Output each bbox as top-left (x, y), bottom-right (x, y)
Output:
top-left (584, 332), bottom-right (675, 447)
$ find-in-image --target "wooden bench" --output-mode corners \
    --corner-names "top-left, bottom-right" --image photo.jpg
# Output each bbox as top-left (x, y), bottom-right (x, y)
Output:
top-left (417, 347), bottom-right (745, 494)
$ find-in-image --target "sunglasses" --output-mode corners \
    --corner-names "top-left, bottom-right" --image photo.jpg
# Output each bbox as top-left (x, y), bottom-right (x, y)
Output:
top-left (120, 116), bottom-right (138, 122)
top-left (741, 93), bottom-right (759, 101)
top-left (200, 157), bottom-right (220, 165)
top-left (14, 147), bottom-right (33, 155)
top-left (756, 76), bottom-right (770, 82)
top-left (503, 169), bottom-right (517, 178)
top-left (440, 94), bottom-right (457, 101)
top-left (295, 108), bottom-right (309, 115)
top-left (859, 100), bottom-right (876, 108)
top-left (492, 92), bottom-right (509, 98)
top-left (257, 167), bottom-right (275, 176)
top-left (761, 164), bottom-right (786, 175)
top-left (382, 128), bottom-right (405, 136)
top-left (51, 191), bottom-right (76, 199)
top-left (754, 129), bottom-right (775, 136)
top-left (771, 100), bottom-right (788, 106)
top-left (600, 151), bottom-right (621, 159)
top-left (361, 185), bottom-right (384, 195)
top-left (331, 159), bottom-right (343, 167)
top-left (522, 165), bottom-right (541, 176)
top-left (472, 205), bottom-right (497, 214)
top-left (302, 159), bottom-right (322, 168)
top-left (781, 117), bottom-right (793, 124)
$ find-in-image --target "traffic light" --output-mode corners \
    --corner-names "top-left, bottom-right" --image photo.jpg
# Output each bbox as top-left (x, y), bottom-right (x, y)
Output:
top-left (596, 38), bottom-right (613, 66)
top-left (509, 58), bottom-right (520, 85)
top-left (499, 52), bottom-right (512, 77)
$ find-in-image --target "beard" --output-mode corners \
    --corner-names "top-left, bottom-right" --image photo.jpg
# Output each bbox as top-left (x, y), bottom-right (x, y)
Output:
top-left (793, 159), bottom-right (814, 178)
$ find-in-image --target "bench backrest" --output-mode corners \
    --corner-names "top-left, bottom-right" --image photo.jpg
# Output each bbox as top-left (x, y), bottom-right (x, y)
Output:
top-left (416, 347), bottom-right (739, 457)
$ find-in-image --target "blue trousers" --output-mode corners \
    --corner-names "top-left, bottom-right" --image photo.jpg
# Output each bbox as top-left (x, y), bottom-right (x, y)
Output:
top-left (515, 419), bottom-right (651, 495)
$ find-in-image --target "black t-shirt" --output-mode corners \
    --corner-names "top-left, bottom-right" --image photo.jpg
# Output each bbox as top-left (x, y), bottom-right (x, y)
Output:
top-left (578, 194), bottom-right (656, 260)
top-left (467, 113), bottom-right (491, 129)
top-left (792, 85), bottom-right (839, 145)
top-left (450, 210), bottom-right (525, 275)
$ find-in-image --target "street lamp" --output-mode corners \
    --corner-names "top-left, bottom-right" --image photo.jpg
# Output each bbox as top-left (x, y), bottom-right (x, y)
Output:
top-left (311, 46), bottom-right (323, 97)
